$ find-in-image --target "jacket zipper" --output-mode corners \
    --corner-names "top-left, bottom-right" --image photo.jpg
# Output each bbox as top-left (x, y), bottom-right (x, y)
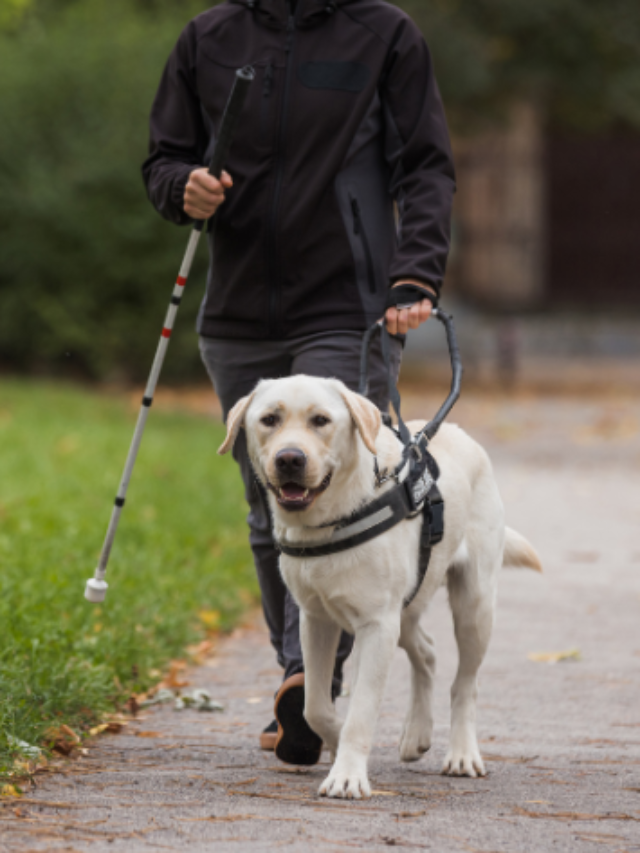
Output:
top-left (267, 11), bottom-right (296, 337)
top-left (351, 197), bottom-right (377, 294)
top-left (260, 62), bottom-right (273, 142)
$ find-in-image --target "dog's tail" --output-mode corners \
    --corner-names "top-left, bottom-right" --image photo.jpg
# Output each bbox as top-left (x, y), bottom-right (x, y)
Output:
top-left (503, 527), bottom-right (543, 573)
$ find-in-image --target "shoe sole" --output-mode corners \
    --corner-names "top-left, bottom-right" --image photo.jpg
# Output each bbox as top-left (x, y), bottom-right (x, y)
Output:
top-left (274, 674), bottom-right (323, 766)
top-left (260, 731), bottom-right (277, 751)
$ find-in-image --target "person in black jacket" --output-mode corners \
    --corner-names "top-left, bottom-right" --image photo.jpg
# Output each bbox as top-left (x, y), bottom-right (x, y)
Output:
top-left (143, 0), bottom-right (455, 765)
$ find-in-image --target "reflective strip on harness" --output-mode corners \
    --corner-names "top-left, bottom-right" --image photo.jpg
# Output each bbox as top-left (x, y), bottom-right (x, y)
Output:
top-left (277, 487), bottom-right (411, 559)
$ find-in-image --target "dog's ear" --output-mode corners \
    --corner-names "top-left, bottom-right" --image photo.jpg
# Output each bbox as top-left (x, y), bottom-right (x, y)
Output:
top-left (218, 391), bottom-right (256, 455)
top-left (338, 387), bottom-right (381, 455)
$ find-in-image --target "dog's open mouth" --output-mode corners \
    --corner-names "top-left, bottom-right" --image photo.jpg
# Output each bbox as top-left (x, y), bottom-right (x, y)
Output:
top-left (269, 472), bottom-right (332, 512)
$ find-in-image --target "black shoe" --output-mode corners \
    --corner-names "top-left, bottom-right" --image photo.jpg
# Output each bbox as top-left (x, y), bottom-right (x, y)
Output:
top-left (273, 673), bottom-right (323, 766)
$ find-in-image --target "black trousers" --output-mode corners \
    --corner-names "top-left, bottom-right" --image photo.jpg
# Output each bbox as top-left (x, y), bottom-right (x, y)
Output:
top-left (199, 330), bottom-right (402, 696)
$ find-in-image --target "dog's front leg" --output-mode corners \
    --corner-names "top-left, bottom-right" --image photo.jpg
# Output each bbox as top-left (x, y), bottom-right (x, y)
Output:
top-left (320, 617), bottom-right (399, 800)
top-left (300, 612), bottom-right (343, 757)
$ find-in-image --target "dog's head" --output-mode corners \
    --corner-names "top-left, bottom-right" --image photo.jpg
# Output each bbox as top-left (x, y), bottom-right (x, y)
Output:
top-left (218, 376), bottom-right (381, 514)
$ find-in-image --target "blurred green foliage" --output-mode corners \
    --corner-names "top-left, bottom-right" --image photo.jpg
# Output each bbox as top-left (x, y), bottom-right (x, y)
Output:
top-left (0, 0), bottom-right (638, 379)
top-left (0, 0), bottom-right (209, 381)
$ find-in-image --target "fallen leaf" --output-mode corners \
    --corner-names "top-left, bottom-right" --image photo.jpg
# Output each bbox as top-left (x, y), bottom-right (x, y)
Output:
top-left (45, 724), bottom-right (81, 756)
top-left (186, 639), bottom-right (217, 664)
top-left (0, 785), bottom-right (22, 799)
top-left (528, 648), bottom-right (581, 664)
top-left (88, 721), bottom-right (125, 737)
top-left (198, 609), bottom-right (221, 631)
top-left (371, 790), bottom-right (401, 797)
top-left (246, 697), bottom-right (263, 705)
top-left (134, 731), bottom-right (164, 739)
top-left (483, 753), bottom-right (538, 764)
top-left (158, 660), bottom-right (189, 690)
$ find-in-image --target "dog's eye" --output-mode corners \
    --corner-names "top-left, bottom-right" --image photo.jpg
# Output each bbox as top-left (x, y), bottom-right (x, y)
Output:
top-left (260, 414), bottom-right (279, 428)
top-left (311, 415), bottom-right (330, 428)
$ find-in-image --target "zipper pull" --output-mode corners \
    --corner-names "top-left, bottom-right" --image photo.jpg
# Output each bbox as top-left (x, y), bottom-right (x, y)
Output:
top-left (351, 198), bottom-right (361, 235)
top-left (263, 62), bottom-right (273, 98)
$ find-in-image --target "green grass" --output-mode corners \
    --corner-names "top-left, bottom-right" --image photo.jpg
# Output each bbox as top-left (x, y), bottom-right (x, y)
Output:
top-left (0, 378), bottom-right (257, 776)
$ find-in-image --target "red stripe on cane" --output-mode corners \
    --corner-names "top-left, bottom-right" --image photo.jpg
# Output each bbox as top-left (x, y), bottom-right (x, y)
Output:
top-left (176, 276), bottom-right (187, 287)
top-left (162, 328), bottom-right (172, 339)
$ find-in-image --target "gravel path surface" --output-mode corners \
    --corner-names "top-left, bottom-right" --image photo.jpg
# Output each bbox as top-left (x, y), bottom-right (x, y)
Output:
top-left (3, 393), bottom-right (639, 852)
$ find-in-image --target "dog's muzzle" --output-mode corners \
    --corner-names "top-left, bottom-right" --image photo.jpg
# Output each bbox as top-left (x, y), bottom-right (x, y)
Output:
top-left (267, 470), bottom-right (333, 512)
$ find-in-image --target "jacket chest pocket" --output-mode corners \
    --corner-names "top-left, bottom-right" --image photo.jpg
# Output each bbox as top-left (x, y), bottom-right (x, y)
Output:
top-left (298, 61), bottom-right (370, 93)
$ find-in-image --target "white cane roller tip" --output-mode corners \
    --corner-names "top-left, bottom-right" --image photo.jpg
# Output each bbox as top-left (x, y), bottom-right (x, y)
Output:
top-left (85, 578), bottom-right (108, 603)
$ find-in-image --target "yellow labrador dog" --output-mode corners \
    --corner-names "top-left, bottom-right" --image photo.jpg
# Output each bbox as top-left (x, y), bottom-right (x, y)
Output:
top-left (219, 375), bottom-right (541, 799)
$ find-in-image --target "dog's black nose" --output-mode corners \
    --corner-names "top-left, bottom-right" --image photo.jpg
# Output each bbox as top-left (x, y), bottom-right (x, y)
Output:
top-left (275, 448), bottom-right (307, 476)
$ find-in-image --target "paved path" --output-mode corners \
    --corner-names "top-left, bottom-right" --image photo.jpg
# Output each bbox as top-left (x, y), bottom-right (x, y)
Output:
top-left (3, 393), bottom-right (640, 852)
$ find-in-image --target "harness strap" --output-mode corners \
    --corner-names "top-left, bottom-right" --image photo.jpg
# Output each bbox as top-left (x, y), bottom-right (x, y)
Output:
top-left (277, 483), bottom-right (413, 559)
top-left (359, 323), bottom-right (411, 445)
top-left (276, 449), bottom-right (444, 610)
top-left (403, 482), bottom-right (443, 608)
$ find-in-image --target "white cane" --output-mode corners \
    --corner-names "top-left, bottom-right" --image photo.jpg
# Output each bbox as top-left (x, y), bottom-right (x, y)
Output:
top-left (85, 66), bottom-right (255, 603)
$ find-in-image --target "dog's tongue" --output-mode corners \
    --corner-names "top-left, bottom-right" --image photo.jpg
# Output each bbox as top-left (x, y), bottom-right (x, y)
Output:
top-left (281, 483), bottom-right (306, 499)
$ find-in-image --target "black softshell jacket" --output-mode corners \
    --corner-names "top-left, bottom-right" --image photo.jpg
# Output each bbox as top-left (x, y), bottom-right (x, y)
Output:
top-left (142, 0), bottom-right (455, 340)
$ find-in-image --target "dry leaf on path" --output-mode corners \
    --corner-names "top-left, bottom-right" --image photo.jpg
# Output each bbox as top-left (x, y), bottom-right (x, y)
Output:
top-left (88, 722), bottom-right (126, 737)
top-left (158, 660), bottom-right (189, 690)
top-left (45, 724), bottom-right (81, 756)
top-left (527, 648), bottom-right (581, 664)
top-left (1, 785), bottom-right (22, 799)
top-left (187, 639), bottom-right (217, 664)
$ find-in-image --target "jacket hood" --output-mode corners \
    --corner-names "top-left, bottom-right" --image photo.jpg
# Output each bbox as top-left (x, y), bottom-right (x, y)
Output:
top-left (229, 0), bottom-right (357, 29)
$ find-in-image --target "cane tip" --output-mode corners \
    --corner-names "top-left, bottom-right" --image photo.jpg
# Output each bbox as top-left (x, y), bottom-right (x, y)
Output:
top-left (85, 578), bottom-right (108, 603)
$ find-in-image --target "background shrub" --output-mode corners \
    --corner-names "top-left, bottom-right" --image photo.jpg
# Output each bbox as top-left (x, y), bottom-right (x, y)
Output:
top-left (0, 0), bottom-right (210, 381)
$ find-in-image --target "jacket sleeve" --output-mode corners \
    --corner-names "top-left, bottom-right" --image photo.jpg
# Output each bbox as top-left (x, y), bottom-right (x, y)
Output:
top-left (141, 23), bottom-right (207, 225)
top-left (381, 19), bottom-right (456, 296)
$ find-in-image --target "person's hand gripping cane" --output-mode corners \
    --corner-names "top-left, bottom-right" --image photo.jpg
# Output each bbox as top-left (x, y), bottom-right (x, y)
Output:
top-left (184, 168), bottom-right (234, 220)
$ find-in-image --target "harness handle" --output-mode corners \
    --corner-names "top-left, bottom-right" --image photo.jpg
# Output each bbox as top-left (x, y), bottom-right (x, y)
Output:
top-left (358, 307), bottom-right (463, 446)
top-left (418, 308), bottom-right (463, 442)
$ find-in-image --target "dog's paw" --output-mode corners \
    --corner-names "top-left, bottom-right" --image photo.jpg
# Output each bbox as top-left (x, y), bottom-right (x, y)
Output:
top-left (319, 760), bottom-right (371, 800)
top-left (441, 748), bottom-right (486, 778)
top-left (399, 718), bottom-right (432, 763)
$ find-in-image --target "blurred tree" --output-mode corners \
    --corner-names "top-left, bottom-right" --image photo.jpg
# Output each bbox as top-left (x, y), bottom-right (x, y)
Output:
top-left (0, 0), bottom-right (32, 30)
top-left (398, 0), bottom-right (640, 132)
top-left (0, 0), bottom-right (208, 380)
